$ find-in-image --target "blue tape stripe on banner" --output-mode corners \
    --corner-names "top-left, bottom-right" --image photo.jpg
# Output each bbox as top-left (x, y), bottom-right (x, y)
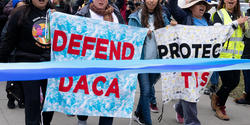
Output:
top-left (1, 58), bottom-right (250, 81)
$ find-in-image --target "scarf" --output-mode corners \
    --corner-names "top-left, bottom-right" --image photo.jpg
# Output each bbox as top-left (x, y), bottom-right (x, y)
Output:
top-left (89, 3), bottom-right (114, 22)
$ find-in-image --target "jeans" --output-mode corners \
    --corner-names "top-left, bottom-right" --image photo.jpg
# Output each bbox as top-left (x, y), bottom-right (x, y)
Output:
top-left (210, 72), bottom-right (219, 85)
top-left (175, 100), bottom-right (200, 125)
top-left (150, 84), bottom-right (156, 105)
top-left (77, 115), bottom-right (113, 125)
top-left (243, 70), bottom-right (250, 94)
top-left (136, 73), bottom-right (154, 125)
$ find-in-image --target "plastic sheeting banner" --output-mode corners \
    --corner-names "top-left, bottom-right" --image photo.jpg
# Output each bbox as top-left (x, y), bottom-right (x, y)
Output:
top-left (42, 12), bottom-right (148, 118)
top-left (155, 25), bottom-right (233, 103)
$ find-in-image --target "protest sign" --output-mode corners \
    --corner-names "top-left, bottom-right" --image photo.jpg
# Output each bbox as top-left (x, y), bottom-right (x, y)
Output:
top-left (154, 25), bottom-right (233, 103)
top-left (42, 12), bottom-right (148, 118)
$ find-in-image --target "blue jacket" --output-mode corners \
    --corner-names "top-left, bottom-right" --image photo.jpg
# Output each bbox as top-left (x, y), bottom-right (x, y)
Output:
top-left (128, 9), bottom-right (170, 85)
top-left (167, 0), bottom-right (212, 25)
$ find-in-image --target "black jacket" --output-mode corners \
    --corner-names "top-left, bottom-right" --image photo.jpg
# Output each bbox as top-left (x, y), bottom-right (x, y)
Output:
top-left (242, 9), bottom-right (250, 59)
top-left (0, 0), bottom-right (9, 36)
top-left (0, 5), bottom-right (50, 62)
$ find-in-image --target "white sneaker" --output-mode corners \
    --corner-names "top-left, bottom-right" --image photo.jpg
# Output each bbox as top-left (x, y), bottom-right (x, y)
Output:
top-left (133, 112), bottom-right (144, 125)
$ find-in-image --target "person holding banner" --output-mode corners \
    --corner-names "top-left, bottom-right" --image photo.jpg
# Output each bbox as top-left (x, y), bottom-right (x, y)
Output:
top-left (167, 0), bottom-right (213, 124)
top-left (75, 0), bottom-right (125, 125)
top-left (0, 0), bottom-right (55, 124)
top-left (128, 0), bottom-right (170, 124)
top-left (210, 0), bottom-right (248, 121)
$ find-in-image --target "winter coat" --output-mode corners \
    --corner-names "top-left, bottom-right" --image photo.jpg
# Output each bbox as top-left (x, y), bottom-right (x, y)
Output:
top-left (0, 5), bottom-right (51, 62)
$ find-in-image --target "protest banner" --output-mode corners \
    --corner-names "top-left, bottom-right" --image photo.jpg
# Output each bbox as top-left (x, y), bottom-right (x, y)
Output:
top-left (42, 12), bottom-right (148, 118)
top-left (154, 25), bottom-right (234, 103)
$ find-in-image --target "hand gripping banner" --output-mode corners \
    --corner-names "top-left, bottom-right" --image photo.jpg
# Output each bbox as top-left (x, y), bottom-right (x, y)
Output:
top-left (154, 25), bottom-right (234, 103)
top-left (42, 12), bottom-right (148, 118)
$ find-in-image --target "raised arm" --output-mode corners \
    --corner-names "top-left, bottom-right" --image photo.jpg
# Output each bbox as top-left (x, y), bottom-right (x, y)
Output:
top-left (167, 0), bottom-right (188, 24)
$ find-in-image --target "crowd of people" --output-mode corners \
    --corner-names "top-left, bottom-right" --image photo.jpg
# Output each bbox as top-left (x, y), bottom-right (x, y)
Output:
top-left (0, 0), bottom-right (250, 125)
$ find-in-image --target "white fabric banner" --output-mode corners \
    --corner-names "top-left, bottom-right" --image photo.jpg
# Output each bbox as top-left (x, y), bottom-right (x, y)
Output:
top-left (154, 25), bottom-right (233, 103)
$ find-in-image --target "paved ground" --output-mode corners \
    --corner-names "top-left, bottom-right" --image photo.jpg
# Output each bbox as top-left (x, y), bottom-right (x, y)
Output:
top-left (0, 81), bottom-right (250, 125)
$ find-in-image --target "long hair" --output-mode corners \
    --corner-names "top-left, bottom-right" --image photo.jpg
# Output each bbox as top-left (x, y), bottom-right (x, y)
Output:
top-left (218, 0), bottom-right (241, 18)
top-left (141, 0), bottom-right (165, 30)
top-left (217, 0), bottom-right (244, 31)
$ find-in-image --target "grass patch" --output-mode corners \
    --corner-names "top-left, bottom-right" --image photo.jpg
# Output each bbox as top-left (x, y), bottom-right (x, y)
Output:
top-left (229, 72), bottom-right (245, 98)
